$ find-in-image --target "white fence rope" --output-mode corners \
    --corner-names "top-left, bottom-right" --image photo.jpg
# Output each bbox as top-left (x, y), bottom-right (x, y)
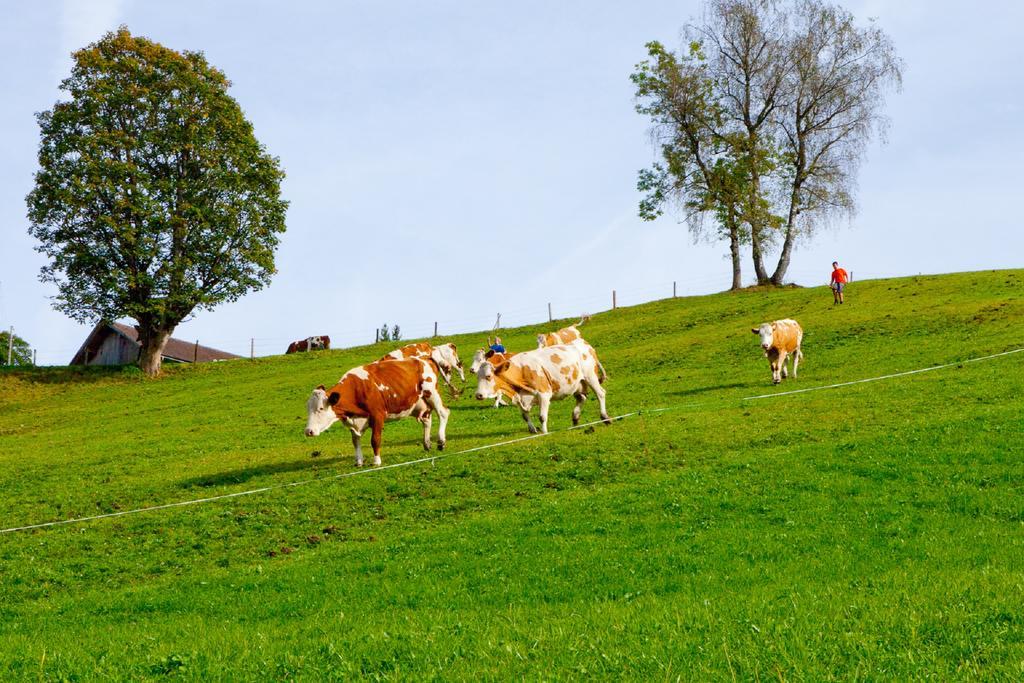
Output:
top-left (1, 346), bottom-right (1020, 535)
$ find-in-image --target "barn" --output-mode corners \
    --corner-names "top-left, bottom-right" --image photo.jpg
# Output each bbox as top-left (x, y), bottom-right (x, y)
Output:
top-left (70, 321), bottom-right (240, 366)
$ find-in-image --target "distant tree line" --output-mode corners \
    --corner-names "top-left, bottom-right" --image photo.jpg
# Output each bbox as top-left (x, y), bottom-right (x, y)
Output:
top-left (633, 0), bottom-right (902, 287)
top-left (378, 324), bottom-right (402, 343)
top-left (0, 331), bottom-right (32, 367)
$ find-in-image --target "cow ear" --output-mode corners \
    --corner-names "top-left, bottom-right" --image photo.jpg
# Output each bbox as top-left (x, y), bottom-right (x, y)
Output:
top-left (484, 349), bottom-right (495, 359)
top-left (328, 392), bottom-right (340, 406)
top-left (316, 384), bottom-right (326, 391)
top-left (751, 328), bottom-right (759, 334)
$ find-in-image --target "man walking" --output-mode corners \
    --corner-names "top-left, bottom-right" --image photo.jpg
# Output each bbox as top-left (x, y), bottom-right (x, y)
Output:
top-left (830, 261), bottom-right (849, 304)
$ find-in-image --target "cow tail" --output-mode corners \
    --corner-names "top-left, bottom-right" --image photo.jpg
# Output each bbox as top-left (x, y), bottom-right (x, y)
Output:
top-left (597, 358), bottom-right (608, 384)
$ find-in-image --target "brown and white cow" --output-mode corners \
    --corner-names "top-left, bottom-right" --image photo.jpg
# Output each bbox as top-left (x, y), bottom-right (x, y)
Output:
top-left (305, 358), bottom-right (449, 466)
top-left (286, 335), bottom-right (331, 354)
top-left (537, 316), bottom-right (589, 349)
top-left (751, 319), bottom-right (804, 384)
top-left (380, 342), bottom-right (464, 390)
top-left (475, 339), bottom-right (608, 434)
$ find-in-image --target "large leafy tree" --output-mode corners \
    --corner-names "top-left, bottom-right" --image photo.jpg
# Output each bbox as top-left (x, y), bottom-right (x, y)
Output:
top-left (634, 0), bottom-right (900, 286)
top-left (27, 28), bottom-right (287, 375)
top-left (633, 40), bottom-right (773, 290)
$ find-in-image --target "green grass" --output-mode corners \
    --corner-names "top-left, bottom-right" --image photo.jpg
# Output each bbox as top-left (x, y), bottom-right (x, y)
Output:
top-left (1, 269), bottom-right (1022, 680)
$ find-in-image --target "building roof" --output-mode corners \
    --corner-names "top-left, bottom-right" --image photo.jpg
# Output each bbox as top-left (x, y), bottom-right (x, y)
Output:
top-left (70, 321), bottom-right (241, 365)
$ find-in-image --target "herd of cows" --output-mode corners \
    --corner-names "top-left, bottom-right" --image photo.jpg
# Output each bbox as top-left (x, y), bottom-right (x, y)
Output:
top-left (302, 317), bottom-right (805, 467)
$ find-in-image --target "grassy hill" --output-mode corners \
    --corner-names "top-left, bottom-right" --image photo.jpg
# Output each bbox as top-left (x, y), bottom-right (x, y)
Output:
top-left (1, 269), bottom-right (1022, 679)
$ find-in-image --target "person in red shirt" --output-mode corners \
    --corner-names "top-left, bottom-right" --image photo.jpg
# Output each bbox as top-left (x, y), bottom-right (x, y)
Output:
top-left (830, 261), bottom-right (849, 304)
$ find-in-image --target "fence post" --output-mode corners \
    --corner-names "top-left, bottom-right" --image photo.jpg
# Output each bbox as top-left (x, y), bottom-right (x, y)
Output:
top-left (193, 340), bottom-right (199, 363)
top-left (33, 349), bottom-right (37, 366)
top-left (548, 302), bottom-right (552, 323)
top-left (673, 281), bottom-right (677, 298)
top-left (6, 326), bottom-right (12, 366)
top-left (612, 290), bottom-right (617, 310)
top-left (375, 328), bottom-right (380, 343)
top-left (250, 338), bottom-right (255, 360)
top-left (433, 321), bottom-right (438, 337)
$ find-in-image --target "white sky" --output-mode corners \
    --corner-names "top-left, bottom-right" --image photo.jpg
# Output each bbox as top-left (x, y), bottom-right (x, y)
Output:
top-left (1, 1), bottom-right (1022, 364)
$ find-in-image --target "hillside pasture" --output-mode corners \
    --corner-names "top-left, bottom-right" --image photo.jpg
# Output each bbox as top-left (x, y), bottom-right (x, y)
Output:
top-left (0, 270), bottom-right (1022, 679)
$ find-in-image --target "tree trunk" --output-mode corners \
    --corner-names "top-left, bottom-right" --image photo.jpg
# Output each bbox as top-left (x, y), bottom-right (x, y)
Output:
top-left (770, 223), bottom-right (797, 285)
top-left (137, 326), bottom-right (172, 377)
top-left (750, 225), bottom-right (770, 284)
top-left (772, 158), bottom-right (805, 286)
top-left (728, 220), bottom-right (743, 290)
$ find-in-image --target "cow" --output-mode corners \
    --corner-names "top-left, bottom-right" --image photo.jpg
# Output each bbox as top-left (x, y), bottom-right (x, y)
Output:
top-left (380, 342), bottom-right (464, 390)
top-left (751, 319), bottom-right (804, 384)
top-left (469, 348), bottom-right (520, 407)
top-left (537, 316), bottom-right (589, 349)
top-left (305, 358), bottom-right (449, 467)
top-left (475, 339), bottom-right (608, 434)
top-left (286, 335), bottom-right (331, 354)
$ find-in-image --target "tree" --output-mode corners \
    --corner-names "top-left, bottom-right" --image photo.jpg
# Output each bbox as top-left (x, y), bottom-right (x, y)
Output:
top-left (770, 0), bottom-right (902, 284)
top-left (696, 0), bottom-right (790, 284)
top-left (634, 2), bottom-right (788, 287)
top-left (27, 28), bottom-right (287, 376)
top-left (634, 0), bottom-right (899, 286)
top-left (0, 331), bottom-right (32, 367)
top-left (633, 40), bottom-right (753, 290)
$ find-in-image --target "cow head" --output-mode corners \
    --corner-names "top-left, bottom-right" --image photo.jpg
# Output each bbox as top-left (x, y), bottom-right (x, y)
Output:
top-left (305, 384), bottom-right (340, 437)
top-left (752, 323), bottom-right (774, 354)
top-left (475, 357), bottom-right (509, 401)
top-left (469, 348), bottom-right (488, 374)
top-left (431, 342), bottom-right (465, 382)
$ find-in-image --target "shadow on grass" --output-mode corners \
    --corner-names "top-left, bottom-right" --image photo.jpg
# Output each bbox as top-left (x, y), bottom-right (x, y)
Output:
top-left (1, 364), bottom-right (142, 385)
top-left (179, 456), bottom-right (348, 489)
top-left (667, 382), bottom-right (749, 398)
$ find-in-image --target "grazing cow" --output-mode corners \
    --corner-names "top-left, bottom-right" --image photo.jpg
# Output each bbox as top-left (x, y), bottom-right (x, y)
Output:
top-left (751, 319), bottom-right (804, 384)
top-left (475, 340), bottom-right (609, 433)
top-left (537, 316), bottom-right (589, 348)
top-left (305, 358), bottom-right (449, 466)
top-left (286, 335), bottom-right (331, 354)
top-left (469, 349), bottom-right (520, 406)
top-left (380, 342), bottom-right (464, 388)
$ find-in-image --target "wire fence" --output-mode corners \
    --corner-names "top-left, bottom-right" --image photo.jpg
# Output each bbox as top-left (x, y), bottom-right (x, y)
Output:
top-left (7, 266), bottom-right (845, 365)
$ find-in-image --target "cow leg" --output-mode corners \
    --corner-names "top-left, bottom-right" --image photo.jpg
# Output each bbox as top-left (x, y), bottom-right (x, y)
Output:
top-left (424, 389), bottom-right (449, 450)
top-left (537, 393), bottom-right (552, 434)
top-left (421, 409), bottom-right (433, 451)
top-left (583, 368), bottom-right (611, 424)
top-left (369, 416), bottom-right (383, 466)
top-left (572, 392), bottom-right (587, 425)
top-left (792, 347), bottom-right (801, 378)
top-left (519, 394), bottom-right (538, 434)
top-left (779, 351), bottom-right (789, 379)
top-left (350, 429), bottom-right (364, 467)
top-left (493, 394), bottom-right (507, 408)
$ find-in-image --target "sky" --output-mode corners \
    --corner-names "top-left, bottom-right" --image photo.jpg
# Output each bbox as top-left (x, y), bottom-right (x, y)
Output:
top-left (1, 1), bottom-right (1022, 364)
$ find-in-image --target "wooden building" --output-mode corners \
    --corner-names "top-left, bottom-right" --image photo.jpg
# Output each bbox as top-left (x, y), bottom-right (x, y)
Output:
top-left (70, 321), bottom-right (240, 366)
